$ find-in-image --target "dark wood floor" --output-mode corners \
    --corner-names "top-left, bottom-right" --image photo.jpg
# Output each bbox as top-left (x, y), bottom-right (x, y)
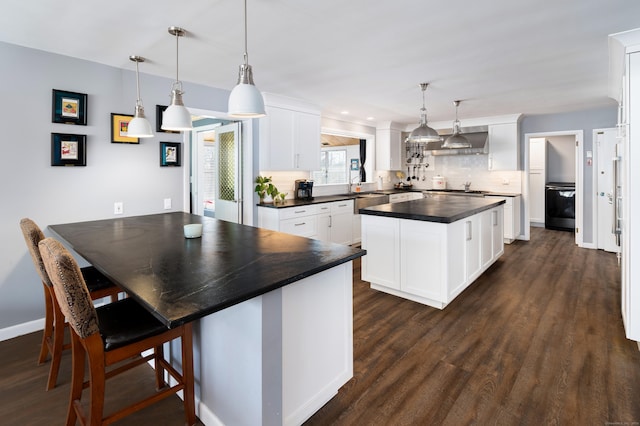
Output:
top-left (1, 227), bottom-right (639, 425)
top-left (305, 227), bottom-right (640, 425)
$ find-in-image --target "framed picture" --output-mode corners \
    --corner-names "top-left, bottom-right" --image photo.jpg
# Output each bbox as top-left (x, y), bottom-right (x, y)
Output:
top-left (155, 105), bottom-right (179, 133)
top-left (51, 133), bottom-right (86, 166)
top-left (52, 89), bottom-right (87, 125)
top-left (111, 113), bottom-right (139, 144)
top-left (350, 158), bottom-right (359, 171)
top-left (160, 142), bottom-right (181, 167)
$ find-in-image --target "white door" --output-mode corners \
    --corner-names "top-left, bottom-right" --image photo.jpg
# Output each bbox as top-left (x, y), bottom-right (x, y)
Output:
top-left (596, 128), bottom-right (621, 253)
top-left (215, 122), bottom-right (243, 224)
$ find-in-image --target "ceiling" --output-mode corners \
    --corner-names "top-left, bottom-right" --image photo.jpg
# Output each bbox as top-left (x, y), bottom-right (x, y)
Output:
top-left (1, 0), bottom-right (638, 126)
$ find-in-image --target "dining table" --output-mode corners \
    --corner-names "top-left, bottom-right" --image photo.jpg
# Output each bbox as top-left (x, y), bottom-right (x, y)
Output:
top-left (50, 212), bottom-right (365, 426)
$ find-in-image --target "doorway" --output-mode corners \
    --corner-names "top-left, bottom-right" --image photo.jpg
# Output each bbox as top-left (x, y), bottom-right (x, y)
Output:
top-left (524, 130), bottom-right (583, 246)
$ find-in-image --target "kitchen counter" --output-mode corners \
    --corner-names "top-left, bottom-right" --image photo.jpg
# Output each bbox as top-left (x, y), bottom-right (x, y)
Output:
top-left (50, 212), bottom-right (365, 425)
top-left (361, 198), bottom-right (505, 310)
top-left (359, 196), bottom-right (505, 223)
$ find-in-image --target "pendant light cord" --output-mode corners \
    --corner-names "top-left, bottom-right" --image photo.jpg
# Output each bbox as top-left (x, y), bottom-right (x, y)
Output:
top-left (175, 31), bottom-right (180, 84)
top-left (135, 60), bottom-right (142, 106)
top-left (243, 0), bottom-right (249, 66)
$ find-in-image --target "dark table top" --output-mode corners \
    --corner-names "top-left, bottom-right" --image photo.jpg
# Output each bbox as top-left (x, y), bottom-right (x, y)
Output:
top-left (359, 197), bottom-right (505, 223)
top-left (50, 212), bottom-right (365, 328)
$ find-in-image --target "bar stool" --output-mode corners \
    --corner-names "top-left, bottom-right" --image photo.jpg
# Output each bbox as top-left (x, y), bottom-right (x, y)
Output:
top-left (19, 218), bottom-right (121, 390)
top-left (39, 237), bottom-right (196, 426)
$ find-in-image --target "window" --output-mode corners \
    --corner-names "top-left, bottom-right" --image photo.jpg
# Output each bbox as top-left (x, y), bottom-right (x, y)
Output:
top-left (311, 148), bottom-right (347, 184)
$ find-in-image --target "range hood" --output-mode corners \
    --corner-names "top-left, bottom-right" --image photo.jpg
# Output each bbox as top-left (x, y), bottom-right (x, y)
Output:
top-left (424, 125), bottom-right (489, 156)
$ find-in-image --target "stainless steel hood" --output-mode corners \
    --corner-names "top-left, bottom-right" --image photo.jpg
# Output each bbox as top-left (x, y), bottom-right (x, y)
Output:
top-left (425, 125), bottom-right (489, 156)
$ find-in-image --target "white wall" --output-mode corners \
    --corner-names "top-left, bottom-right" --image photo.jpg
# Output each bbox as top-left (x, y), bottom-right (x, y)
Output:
top-left (0, 41), bottom-right (230, 331)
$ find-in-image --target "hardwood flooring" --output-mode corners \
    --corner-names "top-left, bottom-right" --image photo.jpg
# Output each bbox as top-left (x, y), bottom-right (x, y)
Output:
top-left (305, 227), bottom-right (640, 425)
top-left (1, 227), bottom-right (638, 425)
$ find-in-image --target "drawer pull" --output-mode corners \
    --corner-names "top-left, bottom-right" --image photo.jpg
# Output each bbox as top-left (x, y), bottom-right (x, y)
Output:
top-left (294, 222), bottom-right (306, 226)
top-left (294, 210), bottom-right (307, 214)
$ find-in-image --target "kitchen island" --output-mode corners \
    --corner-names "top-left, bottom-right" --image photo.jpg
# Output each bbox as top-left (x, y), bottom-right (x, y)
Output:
top-left (360, 197), bottom-right (505, 309)
top-left (50, 212), bottom-right (365, 426)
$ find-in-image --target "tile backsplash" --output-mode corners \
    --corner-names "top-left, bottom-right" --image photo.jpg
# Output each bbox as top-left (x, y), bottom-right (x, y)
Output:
top-left (262, 154), bottom-right (523, 200)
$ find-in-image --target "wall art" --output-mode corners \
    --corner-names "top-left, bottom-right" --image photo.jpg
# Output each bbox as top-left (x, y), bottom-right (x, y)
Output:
top-left (51, 133), bottom-right (86, 166)
top-left (52, 89), bottom-right (87, 125)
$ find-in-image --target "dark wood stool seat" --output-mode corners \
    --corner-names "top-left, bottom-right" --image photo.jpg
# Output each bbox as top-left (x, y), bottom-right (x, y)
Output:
top-left (19, 218), bottom-right (121, 390)
top-left (39, 237), bottom-right (196, 426)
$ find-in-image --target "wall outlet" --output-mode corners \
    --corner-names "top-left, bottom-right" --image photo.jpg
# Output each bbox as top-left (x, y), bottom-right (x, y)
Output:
top-left (163, 198), bottom-right (172, 210)
top-left (114, 202), bottom-right (123, 215)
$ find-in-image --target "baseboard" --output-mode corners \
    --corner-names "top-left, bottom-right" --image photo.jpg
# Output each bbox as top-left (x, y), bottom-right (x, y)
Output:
top-left (0, 318), bottom-right (44, 342)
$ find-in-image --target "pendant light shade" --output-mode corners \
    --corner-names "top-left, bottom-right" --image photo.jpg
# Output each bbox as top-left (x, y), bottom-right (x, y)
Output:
top-left (442, 100), bottom-right (471, 148)
top-left (161, 26), bottom-right (192, 132)
top-left (228, 0), bottom-right (266, 118)
top-left (407, 83), bottom-right (440, 143)
top-left (127, 55), bottom-right (154, 138)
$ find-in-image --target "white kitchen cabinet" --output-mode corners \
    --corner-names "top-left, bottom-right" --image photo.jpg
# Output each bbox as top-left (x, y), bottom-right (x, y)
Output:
top-left (258, 200), bottom-right (354, 244)
top-left (488, 122), bottom-right (519, 171)
top-left (361, 215), bottom-right (400, 290)
top-left (259, 98), bottom-right (321, 171)
top-left (362, 204), bottom-right (504, 309)
top-left (529, 137), bottom-right (546, 224)
top-left (375, 121), bottom-right (403, 171)
top-left (485, 195), bottom-right (521, 243)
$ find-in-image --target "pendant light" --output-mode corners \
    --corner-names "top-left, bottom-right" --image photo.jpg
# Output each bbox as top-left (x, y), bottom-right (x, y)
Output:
top-left (228, 0), bottom-right (266, 118)
top-left (127, 56), bottom-right (154, 138)
top-left (161, 26), bottom-right (192, 132)
top-left (442, 100), bottom-right (471, 148)
top-left (407, 83), bottom-right (440, 143)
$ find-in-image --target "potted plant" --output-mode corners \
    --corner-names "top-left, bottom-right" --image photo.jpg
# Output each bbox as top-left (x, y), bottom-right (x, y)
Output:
top-left (255, 175), bottom-right (276, 203)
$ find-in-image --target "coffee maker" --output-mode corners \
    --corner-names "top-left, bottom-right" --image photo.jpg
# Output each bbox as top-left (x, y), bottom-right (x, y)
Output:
top-left (295, 180), bottom-right (314, 200)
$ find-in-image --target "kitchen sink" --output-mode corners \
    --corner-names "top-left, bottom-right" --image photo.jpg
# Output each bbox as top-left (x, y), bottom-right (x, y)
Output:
top-left (353, 193), bottom-right (389, 213)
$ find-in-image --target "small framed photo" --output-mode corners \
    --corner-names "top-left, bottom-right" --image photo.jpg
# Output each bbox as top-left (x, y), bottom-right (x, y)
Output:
top-left (52, 89), bottom-right (87, 125)
top-left (350, 158), bottom-right (359, 171)
top-left (156, 105), bottom-right (179, 133)
top-left (160, 142), bottom-right (181, 167)
top-left (111, 113), bottom-right (139, 144)
top-left (51, 133), bottom-right (86, 166)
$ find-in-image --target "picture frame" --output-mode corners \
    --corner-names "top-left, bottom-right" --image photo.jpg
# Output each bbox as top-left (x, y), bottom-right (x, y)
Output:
top-left (111, 113), bottom-right (139, 144)
top-left (51, 133), bottom-right (86, 166)
top-left (52, 89), bottom-right (87, 125)
top-left (160, 142), bottom-right (181, 167)
top-left (350, 158), bottom-right (360, 171)
top-left (155, 105), bottom-right (179, 133)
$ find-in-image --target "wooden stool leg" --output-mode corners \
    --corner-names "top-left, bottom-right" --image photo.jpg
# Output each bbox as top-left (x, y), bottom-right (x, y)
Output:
top-left (85, 335), bottom-right (107, 426)
top-left (46, 288), bottom-right (66, 390)
top-left (39, 285), bottom-right (53, 365)
top-left (182, 323), bottom-right (196, 426)
top-left (66, 334), bottom-right (85, 426)
top-left (154, 344), bottom-right (165, 390)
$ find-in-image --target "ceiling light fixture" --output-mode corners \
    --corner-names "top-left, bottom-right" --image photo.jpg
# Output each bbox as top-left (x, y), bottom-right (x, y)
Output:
top-left (442, 100), bottom-right (471, 148)
top-left (407, 83), bottom-right (441, 143)
top-left (127, 55), bottom-right (154, 138)
top-left (228, 0), bottom-right (265, 118)
top-left (161, 26), bottom-right (192, 132)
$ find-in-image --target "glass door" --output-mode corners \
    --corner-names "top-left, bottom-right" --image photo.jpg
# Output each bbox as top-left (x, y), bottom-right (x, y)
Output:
top-left (214, 122), bottom-right (242, 223)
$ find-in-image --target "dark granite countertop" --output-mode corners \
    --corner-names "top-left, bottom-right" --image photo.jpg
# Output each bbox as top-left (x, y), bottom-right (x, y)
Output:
top-left (50, 212), bottom-right (365, 328)
top-left (359, 197), bottom-right (505, 223)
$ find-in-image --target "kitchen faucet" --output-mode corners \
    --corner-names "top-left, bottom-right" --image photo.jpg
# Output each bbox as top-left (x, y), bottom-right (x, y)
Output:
top-left (350, 175), bottom-right (362, 193)
top-left (463, 181), bottom-right (472, 192)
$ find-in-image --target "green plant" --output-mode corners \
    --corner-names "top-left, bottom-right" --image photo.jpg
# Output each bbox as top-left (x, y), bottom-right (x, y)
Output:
top-left (255, 175), bottom-right (278, 202)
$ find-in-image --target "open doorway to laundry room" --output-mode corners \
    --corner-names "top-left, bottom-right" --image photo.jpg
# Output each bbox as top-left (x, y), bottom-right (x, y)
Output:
top-left (524, 130), bottom-right (584, 247)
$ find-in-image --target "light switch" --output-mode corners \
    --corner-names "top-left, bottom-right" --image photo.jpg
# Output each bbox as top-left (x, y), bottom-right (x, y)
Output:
top-left (164, 198), bottom-right (172, 210)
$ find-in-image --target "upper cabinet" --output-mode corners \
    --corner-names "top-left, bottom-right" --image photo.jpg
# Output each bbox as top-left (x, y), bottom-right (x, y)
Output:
top-left (375, 121), bottom-right (403, 171)
top-left (259, 94), bottom-right (321, 171)
top-left (488, 122), bottom-right (519, 171)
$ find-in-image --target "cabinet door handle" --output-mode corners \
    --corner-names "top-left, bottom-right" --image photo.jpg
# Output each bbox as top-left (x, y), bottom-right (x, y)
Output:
top-left (294, 222), bottom-right (306, 227)
top-left (296, 153), bottom-right (300, 168)
top-left (329, 215), bottom-right (332, 228)
top-left (466, 221), bottom-right (472, 241)
top-left (294, 210), bottom-right (307, 214)
top-left (492, 210), bottom-right (498, 226)
top-left (338, 204), bottom-right (347, 207)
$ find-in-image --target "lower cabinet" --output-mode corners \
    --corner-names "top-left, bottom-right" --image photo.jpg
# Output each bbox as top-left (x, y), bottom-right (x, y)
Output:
top-left (362, 205), bottom-right (504, 309)
top-left (258, 200), bottom-right (354, 245)
top-left (485, 195), bottom-right (521, 243)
